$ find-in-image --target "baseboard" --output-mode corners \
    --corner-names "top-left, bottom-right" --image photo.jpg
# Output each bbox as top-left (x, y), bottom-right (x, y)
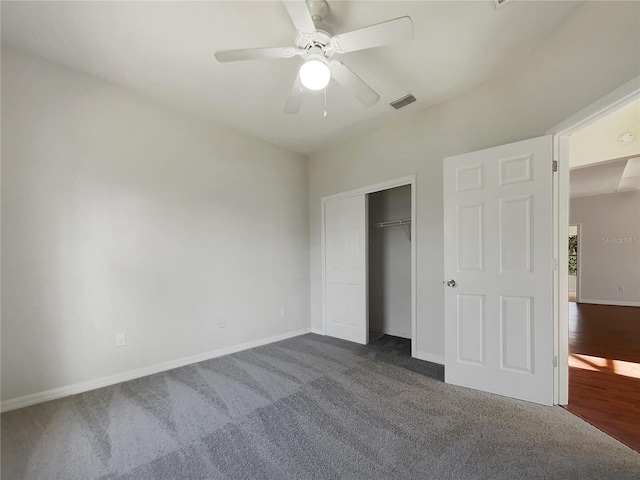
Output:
top-left (578, 299), bottom-right (640, 307)
top-left (415, 351), bottom-right (445, 365)
top-left (1, 327), bottom-right (311, 413)
top-left (310, 327), bottom-right (324, 335)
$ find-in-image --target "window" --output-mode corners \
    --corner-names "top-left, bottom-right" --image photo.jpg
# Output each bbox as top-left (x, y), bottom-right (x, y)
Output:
top-left (568, 234), bottom-right (578, 276)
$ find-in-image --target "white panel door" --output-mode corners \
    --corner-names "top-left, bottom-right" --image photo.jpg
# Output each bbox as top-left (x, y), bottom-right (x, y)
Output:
top-left (324, 194), bottom-right (368, 344)
top-left (444, 135), bottom-right (554, 405)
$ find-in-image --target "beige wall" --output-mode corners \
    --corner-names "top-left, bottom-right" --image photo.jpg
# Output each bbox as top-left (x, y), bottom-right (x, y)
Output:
top-left (570, 191), bottom-right (640, 305)
top-left (309, 1), bottom-right (640, 358)
top-left (1, 46), bottom-right (310, 402)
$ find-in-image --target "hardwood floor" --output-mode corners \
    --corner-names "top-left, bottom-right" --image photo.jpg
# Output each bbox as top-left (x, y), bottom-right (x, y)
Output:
top-left (565, 302), bottom-right (640, 452)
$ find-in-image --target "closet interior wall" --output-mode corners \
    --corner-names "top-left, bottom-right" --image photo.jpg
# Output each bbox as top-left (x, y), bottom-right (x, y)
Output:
top-left (368, 185), bottom-right (412, 339)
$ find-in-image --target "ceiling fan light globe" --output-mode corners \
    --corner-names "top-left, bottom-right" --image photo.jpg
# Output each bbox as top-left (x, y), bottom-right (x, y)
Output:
top-left (299, 60), bottom-right (330, 90)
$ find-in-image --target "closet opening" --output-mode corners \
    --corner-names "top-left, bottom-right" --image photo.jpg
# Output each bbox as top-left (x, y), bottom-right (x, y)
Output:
top-left (368, 185), bottom-right (412, 350)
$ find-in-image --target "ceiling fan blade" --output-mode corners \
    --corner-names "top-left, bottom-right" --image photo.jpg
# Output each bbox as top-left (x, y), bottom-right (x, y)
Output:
top-left (283, 1), bottom-right (316, 36)
top-left (215, 46), bottom-right (298, 63)
top-left (329, 61), bottom-right (380, 107)
top-left (330, 16), bottom-right (414, 54)
top-left (284, 74), bottom-right (304, 114)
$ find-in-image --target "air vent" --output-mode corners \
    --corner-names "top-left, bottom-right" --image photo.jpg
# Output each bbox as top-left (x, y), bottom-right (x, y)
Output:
top-left (493, 0), bottom-right (514, 9)
top-left (390, 94), bottom-right (416, 110)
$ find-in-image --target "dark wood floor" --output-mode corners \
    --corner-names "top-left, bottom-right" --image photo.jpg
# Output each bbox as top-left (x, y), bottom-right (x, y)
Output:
top-left (565, 302), bottom-right (640, 452)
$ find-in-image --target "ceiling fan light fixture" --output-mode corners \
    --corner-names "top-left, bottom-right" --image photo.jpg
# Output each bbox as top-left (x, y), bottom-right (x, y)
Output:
top-left (299, 57), bottom-right (330, 91)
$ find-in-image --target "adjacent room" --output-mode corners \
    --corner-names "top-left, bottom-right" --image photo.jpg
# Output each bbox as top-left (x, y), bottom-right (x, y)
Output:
top-left (2, 1), bottom-right (639, 478)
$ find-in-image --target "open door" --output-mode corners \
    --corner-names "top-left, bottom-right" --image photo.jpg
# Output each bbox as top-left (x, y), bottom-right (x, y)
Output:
top-left (444, 135), bottom-right (554, 405)
top-left (323, 194), bottom-right (368, 344)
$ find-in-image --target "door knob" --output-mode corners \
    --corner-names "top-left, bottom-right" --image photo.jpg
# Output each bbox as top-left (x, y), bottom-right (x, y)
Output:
top-left (445, 279), bottom-right (456, 287)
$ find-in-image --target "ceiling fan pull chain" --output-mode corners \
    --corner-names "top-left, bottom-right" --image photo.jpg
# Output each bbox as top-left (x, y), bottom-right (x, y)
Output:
top-left (324, 87), bottom-right (327, 118)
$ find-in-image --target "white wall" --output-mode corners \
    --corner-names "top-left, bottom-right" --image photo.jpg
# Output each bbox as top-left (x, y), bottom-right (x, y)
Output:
top-left (309, 1), bottom-right (640, 358)
top-left (369, 186), bottom-right (411, 338)
top-left (570, 191), bottom-right (640, 305)
top-left (1, 46), bottom-right (310, 402)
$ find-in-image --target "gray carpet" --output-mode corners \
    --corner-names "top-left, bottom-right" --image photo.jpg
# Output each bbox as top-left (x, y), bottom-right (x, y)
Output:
top-left (2, 333), bottom-right (639, 479)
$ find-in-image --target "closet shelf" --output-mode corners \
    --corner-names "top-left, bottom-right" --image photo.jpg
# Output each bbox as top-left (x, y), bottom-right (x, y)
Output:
top-left (371, 218), bottom-right (411, 240)
top-left (372, 218), bottom-right (411, 228)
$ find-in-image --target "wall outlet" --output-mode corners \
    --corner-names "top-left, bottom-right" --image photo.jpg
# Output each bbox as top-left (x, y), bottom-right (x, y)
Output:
top-left (219, 317), bottom-right (227, 328)
top-left (281, 308), bottom-right (287, 317)
top-left (618, 286), bottom-right (626, 293)
top-left (116, 333), bottom-right (126, 347)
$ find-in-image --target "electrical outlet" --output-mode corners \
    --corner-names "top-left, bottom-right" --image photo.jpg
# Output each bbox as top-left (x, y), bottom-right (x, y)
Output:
top-left (116, 333), bottom-right (126, 347)
top-left (618, 286), bottom-right (626, 293)
top-left (281, 308), bottom-right (287, 317)
top-left (219, 317), bottom-right (227, 328)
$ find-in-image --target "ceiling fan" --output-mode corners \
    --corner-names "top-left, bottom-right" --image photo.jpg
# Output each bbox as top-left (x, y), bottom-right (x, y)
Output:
top-left (214, 0), bottom-right (414, 114)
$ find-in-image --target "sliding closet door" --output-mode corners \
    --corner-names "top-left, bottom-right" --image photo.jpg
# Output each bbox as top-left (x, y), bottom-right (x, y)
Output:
top-left (323, 194), bottom-right (368, 345)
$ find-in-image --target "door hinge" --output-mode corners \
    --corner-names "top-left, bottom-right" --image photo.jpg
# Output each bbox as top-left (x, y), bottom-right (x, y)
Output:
top-left (553, 356), bottom-right (558, 367)
top-left (552, 160), bottom-right (558, 172)
top-left (553, 258), bottom-right (558, 270)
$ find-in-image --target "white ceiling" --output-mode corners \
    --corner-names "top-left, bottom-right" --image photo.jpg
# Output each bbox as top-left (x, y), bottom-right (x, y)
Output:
top-left (1, 1), bottom-right (582, 155)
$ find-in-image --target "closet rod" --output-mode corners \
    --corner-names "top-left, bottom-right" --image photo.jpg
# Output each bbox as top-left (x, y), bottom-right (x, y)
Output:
top-left (372, 218), bottom-right (411, 228)
top-left (371, 218), bottom-right (411, 240)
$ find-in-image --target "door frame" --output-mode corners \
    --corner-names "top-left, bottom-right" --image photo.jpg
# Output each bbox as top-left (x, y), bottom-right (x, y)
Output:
top-left (547, 76), bottom-right (640, 405)
top-left (321, 175), bottom-right (417, 356)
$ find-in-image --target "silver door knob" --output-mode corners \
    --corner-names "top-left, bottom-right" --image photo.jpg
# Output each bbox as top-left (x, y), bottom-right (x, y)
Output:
top-left (445, 279), bottom-right (456, 287)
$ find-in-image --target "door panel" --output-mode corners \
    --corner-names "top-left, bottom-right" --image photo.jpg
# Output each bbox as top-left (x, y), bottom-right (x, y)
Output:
top-left (457, 294), bottom-right (485, 365)
top-left (457, 203), bottom-right (484, 271)
top-left (444, 135), bottom-right (553, 405)
top-left (500, 295), bottom-right (533, 373)
top-left (324, 195), bottom-right (368, 344)
top-left (500, 195), bottom-right (533, 272)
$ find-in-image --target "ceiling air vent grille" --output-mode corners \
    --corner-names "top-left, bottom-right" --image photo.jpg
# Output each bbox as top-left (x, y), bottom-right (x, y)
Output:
top-left (390, 94), bottom-right (416, 110)
top-left (494, 0), bottom-right (515, 9)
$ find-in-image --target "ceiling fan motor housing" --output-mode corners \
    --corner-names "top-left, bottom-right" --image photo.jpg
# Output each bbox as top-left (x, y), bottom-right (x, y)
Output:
top-left (295, 0), bottom-right (333, 52)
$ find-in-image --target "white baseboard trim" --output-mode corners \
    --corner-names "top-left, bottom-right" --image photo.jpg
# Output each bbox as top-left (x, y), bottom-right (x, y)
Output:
top-left (310, 327), bottom-right (324, 335)
top-left (579, 299), bottom-right (640, 307)
top-left (1, 327), bottom-right (311, 413)
top-left (415, 351), bottom-right (445, 365)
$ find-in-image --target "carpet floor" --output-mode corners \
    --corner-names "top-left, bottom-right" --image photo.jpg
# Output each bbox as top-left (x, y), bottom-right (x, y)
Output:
top-left (2, 333), bottom-right (639, 479)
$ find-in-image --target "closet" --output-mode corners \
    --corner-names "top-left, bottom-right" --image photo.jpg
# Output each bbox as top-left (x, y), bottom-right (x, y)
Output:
top-left (368, 185), bottom-right (412, 341)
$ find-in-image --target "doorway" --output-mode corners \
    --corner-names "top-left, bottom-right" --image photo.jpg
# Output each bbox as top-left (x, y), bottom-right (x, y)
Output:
top-left (368, 185), bottom-right (412, 342)
top-left (549, 75), bottom-right (639, 405)
top-left (321, 175), bottom-right (417, 356)
top-left (550, 78), bottom-right (640, 451)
